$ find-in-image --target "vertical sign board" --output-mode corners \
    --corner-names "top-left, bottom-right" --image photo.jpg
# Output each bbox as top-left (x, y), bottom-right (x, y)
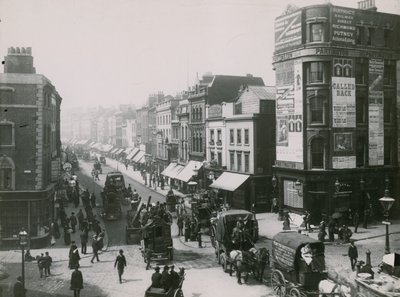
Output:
top-left (331, 7), bottom-right (356, 46)
top-left (274, 10), bottom-right (302, 53)
top-left (332, 77), bottom-right (356, 128)
top-left (283, 180), bottom-right (303, 208)
top-left (368, 58), bottom-right (384, 166)
top-left (276, 59), bottom-right (303, 169)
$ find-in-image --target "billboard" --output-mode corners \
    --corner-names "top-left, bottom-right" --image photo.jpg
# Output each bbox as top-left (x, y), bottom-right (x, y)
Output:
top-left (332, 77), bottom-right (356, 127)
top-left (331, 7), bottom-right (356, 46)
top-left (368, 58), bottom-right (384, 166)
top-left (276, 59), bottom-right (303, 169)
top-left (275, 11), bottom-right (302, 52)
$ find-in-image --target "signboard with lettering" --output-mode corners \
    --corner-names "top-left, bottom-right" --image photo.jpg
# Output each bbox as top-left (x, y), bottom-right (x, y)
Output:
top-left (276, 59), bottom-right (303, 169)
top-left (272, 240), bottom-right (296, 270)
top-left (332, 77), bottom-right (356, 127)
top-left (332, 156), bottom-right (356, 169)
top-left (368, 58), bottom-right (384, 166)
top-left (283, 180), bottom-right (303, 208)
top-left (208, 104), bottom-right (222, 118)
top-left (331, 7), bottom-right (356, 46)
top-left (274, 11), bottom-right (302, 52)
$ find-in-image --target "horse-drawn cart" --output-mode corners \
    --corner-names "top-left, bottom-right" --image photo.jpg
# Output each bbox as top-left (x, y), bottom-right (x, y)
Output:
top-left (270, 232), bottom-right (343, 297)
top-left (144, 271), bottom-right (185, 297)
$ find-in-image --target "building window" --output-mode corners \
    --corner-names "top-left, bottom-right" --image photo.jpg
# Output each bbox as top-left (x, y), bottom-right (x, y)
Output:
top-left (237, 152), bottom-right (242, 172)
top-left (0, 156), bottom-right (14, 190)
top-left (244, 153), bottom-right (249, 172)
top-left (366, 27), bottom-right (374, 45)
top-left (310, 96), bottom-right (324, 124)
top-left (237, 129), bottom-right (242, 145)
top-left (355, 60), bottom-right (367, 85)
top-left (384, 62), bottom-right (395, 86)
top-left (0, 121), bottom-right (14, 146)
top-left (217, 129), bottom-right (222, 144)
top-left (307, 62), bottom-right (327, 84)
top-left (230, 129), bottom-right (234, 144)
top-left (384, 94), bottom-right (394, 123)
top-left (356, 94), bottom-right (367, 124)
top-left (244, 129), bottom-right (249, 145)
top-left (356, 26), bottom-right (364, 44)
top-left (230, 151), bottom-right (235, 170)
top-left (210, 129), bottom-right (215, 144)
top-left (384, 136), bottom-right (392, 165)
top-left (310, 138), bottom-right (324, 169)
top-left (217, 152), bottom-right (222, 166)
top-left (384, 29), bottom-right (393, 47)
top-left (310, 23), bottom-right (324, 42)
top-left (210, 151), bottom-right (215, 161)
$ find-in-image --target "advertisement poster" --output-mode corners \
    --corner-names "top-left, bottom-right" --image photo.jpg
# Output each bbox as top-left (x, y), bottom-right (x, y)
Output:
top-left (331, 7), bottom-right (356, 46)
top-left (332, 156), bottom-right (356, 169)
top-left (276, 59), bottom-right (303, 169)
top-left (332, 77), bottom-right (356, 127)
top-left (283, 180), bottom-right (303, 208)
top-left (334, 133), bottom-right (353, 152)
top-left (274, 10), bottom-right (302, 52)
top-left (368, 58), bottom-right (384, 166)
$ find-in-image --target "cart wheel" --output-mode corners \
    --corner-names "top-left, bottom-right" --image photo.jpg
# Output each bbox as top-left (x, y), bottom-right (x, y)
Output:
top-left (271, 270), bottom-right (287, 297)
top-left (173, 288), bottom-right (184, 297)
top-left (288, 287), bottom-right (302, 297)
top-left (355, 294), bottom-right (367, 297)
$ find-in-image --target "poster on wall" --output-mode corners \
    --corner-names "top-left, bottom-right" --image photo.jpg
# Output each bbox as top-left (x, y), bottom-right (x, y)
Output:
top-left (283, 180), bottom-right (303, 208)
top-left (332, 156), bottom-right (356, 169)
top-left (334, 133), bottom-right (353, 152)
top-left (276, 59), bottom-right (303, 169)
top-left (368, 58), bottom-right (384, 166)
top-left (331, 7), bottom-right (356, 46)
top-left (332, 77), bottom-right (356, 127)
top-left (274, 10), bottom-right (302, 52)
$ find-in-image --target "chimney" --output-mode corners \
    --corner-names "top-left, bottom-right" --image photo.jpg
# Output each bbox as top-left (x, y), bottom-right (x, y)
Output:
top-left (357, 0), bottom-right (377, 11)
top-left (246, 73), bottom-right (253, 78)
top-left (4, 47), bottom-right (36, 74)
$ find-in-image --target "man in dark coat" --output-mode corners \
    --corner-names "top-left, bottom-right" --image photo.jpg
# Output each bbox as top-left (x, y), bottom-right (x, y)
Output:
top-left (69, 241), bottom-right (80, 269)
top-left (80, 230), bottom-right (88, 254)
top-left (169, 265), bottom-right (180, 289)
top-left (13, 276), bottom-right (26, 297)
top-left (90, 193), bottom-right (96, 208)
top-left (44, 251), bottom-right (52, 276)
top-left (160, 265), bottom-right (171, 291)
top-left (348, 240), bottom-right (358, 271)
top-left (114, 249), bottom-right (127, 283)
top-left (353, 211), bottom-right (360, 233)
top-left (177, 216), bottom-right (184, 236)
top-left (90, 235), bottom-right (100, 263)
top-left (151, 266), bottom-right (162, 288)
top-left (77, 209), bottom-right (84, 231)
top-left (70, 212), bottom-right (78, 233)
top-left (70, 266), bottom-right (83, 297)
top-left (37, 253), bottom-right (45, 278)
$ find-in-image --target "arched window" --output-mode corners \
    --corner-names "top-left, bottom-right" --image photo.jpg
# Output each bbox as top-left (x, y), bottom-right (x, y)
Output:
top-left (0, 120), bottom-right (15, 146)
top-left (0, 155), bottom-right (15, 190)
top-left (310, 138), bottom-right (324, 169)
top-left (199, 132), bottom-right (203, 152)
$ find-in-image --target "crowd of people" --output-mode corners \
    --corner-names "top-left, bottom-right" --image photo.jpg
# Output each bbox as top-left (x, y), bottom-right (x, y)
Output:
top-left (150, 265), bottom-right (185, 292)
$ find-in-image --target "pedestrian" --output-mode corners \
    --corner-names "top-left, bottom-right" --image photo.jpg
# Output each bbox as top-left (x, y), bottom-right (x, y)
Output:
top-left (97, 230), bottom-right (105, 250)
top-left (363, 207), bottom-right (370, 229)
top-left (145, 248), bottom-right (153, 270)
top-left (44, 251), bottom-right (52, 276)
top-left (197, 231), bottom-right (202, 248)
top-left (160, 265), bottom-right (171, 291)
top-left (318, 220), bottom-right (327, 242)
top-left (114, 249), bottom-right (127, 284)
top-left (152, 175), bottom-right (156, 190)
top-left (64, 226), bottom-right (71, 245)
top-left (70, 266), bottom-right (83, 297)
top-left (160, 176), bottom-right (165, 190)
top-left (90, 193), bottom-right (96, 208)
top-left (80, 230), bottom-right (88, 254)
top-left (169, 265), bottom-right (180, 289)
top-left (348, 240), bottom-right (358, 271)
top-left (54, 220), bottom-right (60, 239)
top-left (69, 242), bottom-right (81, 269)
top-left (37, 253), bottom-right (45, 278)
top-left (90, 235), bottom-right (100, 263)
top-left (13, 276), bottom-right (26, 297)
top-left (184, 218), bottom-right (191, 242)
top-left (353, 210), bottom-right (360, 233)
top-left (70, 212), bottom-right (78, 233)
top-left (177, 215), bottom-right (184, 236)
top-left (77, 209), bottom-right (84, 231)
top-left (271, 197), bottom-right (278, 213)
top-left (328, 217), bottom-right (336, 242)
top-left (151, 266), bottom-right (162, 288)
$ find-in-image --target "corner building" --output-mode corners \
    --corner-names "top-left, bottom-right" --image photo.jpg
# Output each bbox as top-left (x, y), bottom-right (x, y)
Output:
top-left (0, 47), bottom-right (62, 248)
top-left (273, 3), bottom-right (400, 223)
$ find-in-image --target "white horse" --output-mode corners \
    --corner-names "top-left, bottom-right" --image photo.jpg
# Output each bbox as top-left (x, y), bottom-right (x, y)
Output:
top-left (318, 279), bottom-right (351, 297)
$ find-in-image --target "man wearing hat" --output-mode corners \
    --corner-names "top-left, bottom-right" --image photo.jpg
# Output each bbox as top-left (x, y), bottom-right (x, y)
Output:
top-left (348, 240), bottom-right (358, 271)
top-left (170, 265), bottom-right (180, 289)
top-left (114, 249), bottom-right (127, 283)
top-left (13, 276), bottom-right (26, 297)
top-left (151, 266), bottom-right (162, 288)
top-left (160, 265), bottom-right (171, 291)
top-left (90, 235), bottom-right (100, 263)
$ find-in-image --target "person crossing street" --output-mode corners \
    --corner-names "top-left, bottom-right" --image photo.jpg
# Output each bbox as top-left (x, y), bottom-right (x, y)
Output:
top-left (114, 249), bottom-right (127, 283)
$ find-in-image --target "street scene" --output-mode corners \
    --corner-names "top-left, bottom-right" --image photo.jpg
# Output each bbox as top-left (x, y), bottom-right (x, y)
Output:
top-left (1, 0), bottom-right (400, 297)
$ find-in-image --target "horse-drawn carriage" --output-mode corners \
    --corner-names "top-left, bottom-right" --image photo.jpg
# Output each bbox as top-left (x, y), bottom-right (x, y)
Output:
top-left (144, 270), bottom-right (185, 297)
top-left (270, 232), bottom-right (342, 297)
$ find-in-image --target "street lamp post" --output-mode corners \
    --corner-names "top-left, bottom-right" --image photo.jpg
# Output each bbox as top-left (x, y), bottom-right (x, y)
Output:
top-left (379, 189), bottom-right (395, 254)
top-left (18, 228), bottom-right (28, 290)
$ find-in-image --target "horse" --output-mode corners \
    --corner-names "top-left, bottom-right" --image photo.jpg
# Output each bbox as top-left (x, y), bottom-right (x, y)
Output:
top-left (229, 250), bottom-right (255, 284)
top-left (252, 247), bottom-right (269, 281)
top-left (318, 279), bottom-right (351, 297)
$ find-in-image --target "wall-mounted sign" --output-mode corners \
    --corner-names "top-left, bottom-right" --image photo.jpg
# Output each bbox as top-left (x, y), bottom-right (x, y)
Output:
top-left (332, 77), bottom-right (356, 127)
top-left (331, 7), bottom-right (356, 46)
top-left (332, 156), bottom-right (356, 169)
top-left (274, 11), bottom-right (302, 52)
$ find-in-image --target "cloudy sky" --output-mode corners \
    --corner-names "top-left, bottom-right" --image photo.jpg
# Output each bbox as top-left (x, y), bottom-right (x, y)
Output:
top-left (1, 0), bottom-right (399, 109)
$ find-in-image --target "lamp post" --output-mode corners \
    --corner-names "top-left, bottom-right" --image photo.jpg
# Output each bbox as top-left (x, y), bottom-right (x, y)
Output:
top-left (379, 189), bottom-right (395, 254)
top-left (18, 228), bottom-right (28, 290)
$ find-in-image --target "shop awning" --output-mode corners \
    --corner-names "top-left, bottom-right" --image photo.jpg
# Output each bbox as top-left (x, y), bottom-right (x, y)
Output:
top-left (137, 155), bottom-right (146, 164)
top-left (110, 148), bottom-right (119, 154)
top-left (161, 163), bottom-right (178, 178)
top-left (124, 147), bottom-right (134, 154)
top-left (102, 144), bottom-right (114, 152)
top-left (126, 148), bottom-right (139, 160)
top-left (115, 148), bottom-right (125, 155)
top-left (169, 165), bottom-right (184, 179)
top-left (132, 150), bottom-right (145, 163)
top-left (210, 172), bottom-right (250, 192)
top-left (174, 160), bottom-right (203, 183)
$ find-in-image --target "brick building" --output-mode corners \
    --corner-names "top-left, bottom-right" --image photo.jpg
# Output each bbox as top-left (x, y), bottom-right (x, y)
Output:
top-left (0, 47), bottom-right (62, 247)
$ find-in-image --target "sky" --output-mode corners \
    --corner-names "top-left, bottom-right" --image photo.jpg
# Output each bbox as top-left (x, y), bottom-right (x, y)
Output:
top-left (1, 0), bottom-right (399, 109)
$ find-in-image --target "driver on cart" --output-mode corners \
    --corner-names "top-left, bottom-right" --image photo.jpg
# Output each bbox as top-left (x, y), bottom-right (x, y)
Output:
top-left (231, 220), bottom-right (245, 250)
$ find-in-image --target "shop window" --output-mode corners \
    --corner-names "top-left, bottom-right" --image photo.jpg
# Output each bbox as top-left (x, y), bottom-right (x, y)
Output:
top-left (384, 136), bottom-right (393, 165)
top-left (244, 129), bottom-right (249, 145)
top-left (356, 26), bottom-right (364, 44)
top-left (237, 129), bottom-right (242, 145)
top-left (356, 137), bottom-right (367, 167)
top-left (244, 153), bottom-right (250, 173)
top-left (310, 23), bottom-right (324, 42)
top-left (356, 94), bottom-right (367, 124)
top-left (237, 152), bottom-right (242, 172)
top-left (310, 138), bottom-right (324, 169)
top-left (230, 129), bottom-right (234, 144)
top-left (0, 121), bottom-right (14, 146)
top-left (307, 62), bottom-right (327, 84)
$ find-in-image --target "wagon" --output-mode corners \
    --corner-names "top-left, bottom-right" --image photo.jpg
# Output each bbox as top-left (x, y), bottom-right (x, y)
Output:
top-left (270, 232), bottom-right (341, 297)
top-left (355, 277), bottom-right (400, 297)
top-left (144, 272), bottom-right (185, 297)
